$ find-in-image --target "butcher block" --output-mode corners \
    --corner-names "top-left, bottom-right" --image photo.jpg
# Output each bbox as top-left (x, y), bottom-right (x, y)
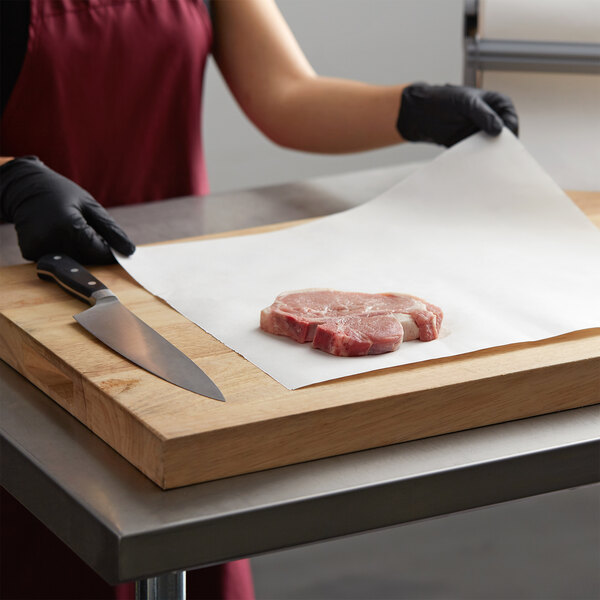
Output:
top-left (1, 191), bottom-right (599, 490)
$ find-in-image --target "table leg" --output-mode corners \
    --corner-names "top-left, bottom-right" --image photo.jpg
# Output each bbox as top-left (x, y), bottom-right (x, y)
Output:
top-left (135, 571), bottom-right (186, 600)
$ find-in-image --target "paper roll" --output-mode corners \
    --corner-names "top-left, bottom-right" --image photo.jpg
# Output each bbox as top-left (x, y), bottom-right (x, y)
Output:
top-left (478, 0), bottom-right (600, 190)
top-left (480, 0), bottom-right (600, 43)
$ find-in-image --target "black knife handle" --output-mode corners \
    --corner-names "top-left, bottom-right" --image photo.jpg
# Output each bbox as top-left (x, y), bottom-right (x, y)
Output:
top-left (37, 254), bottom-right (109, 305)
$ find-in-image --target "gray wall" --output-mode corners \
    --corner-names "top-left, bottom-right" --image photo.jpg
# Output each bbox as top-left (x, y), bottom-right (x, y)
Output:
top-left (203, 0), bottom-right (464, 193)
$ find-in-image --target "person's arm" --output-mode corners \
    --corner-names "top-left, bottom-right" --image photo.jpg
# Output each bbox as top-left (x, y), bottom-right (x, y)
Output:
top-left (1, 0), bottom-right (135, 265)
top-left (212, 0), bottom-right (404, 153)
top-left (212, 0), bottom-right (518, 152)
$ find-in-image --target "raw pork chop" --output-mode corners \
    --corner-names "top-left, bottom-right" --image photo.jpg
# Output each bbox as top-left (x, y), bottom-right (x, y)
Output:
top-left (312, 315), bottom-right (405, 356)
top-left (260, 289), bottom-right (443, 356)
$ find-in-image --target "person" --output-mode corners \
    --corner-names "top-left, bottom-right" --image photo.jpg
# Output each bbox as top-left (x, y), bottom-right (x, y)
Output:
top-left (0, 1), bottom-right (518, 598)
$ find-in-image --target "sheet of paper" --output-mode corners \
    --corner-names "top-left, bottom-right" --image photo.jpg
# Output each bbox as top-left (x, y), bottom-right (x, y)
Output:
top-left (482, 72), bottom-right (600, 190)
top-left (478, 0), bottom-right (600, 190)
top-left (117, 131), bottom-right (600, 389)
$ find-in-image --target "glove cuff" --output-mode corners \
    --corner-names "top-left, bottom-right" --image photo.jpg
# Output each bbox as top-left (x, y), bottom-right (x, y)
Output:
top-left (396, 83), bottom-right (434, 144)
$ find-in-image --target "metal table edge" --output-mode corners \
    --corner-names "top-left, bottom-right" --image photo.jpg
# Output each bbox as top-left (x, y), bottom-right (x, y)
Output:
top-left (114, 437), bottom-right (600, 583)
top-left (1, 434), bottom-right (123, 583)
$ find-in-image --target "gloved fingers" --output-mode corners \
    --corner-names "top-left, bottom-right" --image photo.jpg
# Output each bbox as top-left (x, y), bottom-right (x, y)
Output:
top-left (82, 199), bottom-right (136, 256)
top-left (14, 217), bottom-right (114, 264)
top-left (14, 227), bottom-right (51, 263)
top-left (482, 91), bottom-right (519, 137)
top-left (68, 220), bottom-right (117, 264)
top-left (463, 94), bottom-right (504, 137)
top-left (443, 122), bottom-right (479, 148)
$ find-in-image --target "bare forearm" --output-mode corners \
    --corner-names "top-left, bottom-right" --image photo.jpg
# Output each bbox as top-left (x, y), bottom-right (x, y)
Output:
top-left (258, 77), bottom-right (406, 153)
top-left (212, 0), bottom-right (406, 155)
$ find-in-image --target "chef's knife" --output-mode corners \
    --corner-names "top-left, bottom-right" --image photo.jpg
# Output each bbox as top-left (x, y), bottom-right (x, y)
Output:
top-left (36, 254), bottom-right (225, 401)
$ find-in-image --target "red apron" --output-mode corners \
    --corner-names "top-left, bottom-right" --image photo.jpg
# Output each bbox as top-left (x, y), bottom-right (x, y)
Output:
top-left (1, 0), bottom-right (212, 205)
top-left (1, 1), bottom-right (254, 597)
top-left (1, 488), bottom-right (255, 599)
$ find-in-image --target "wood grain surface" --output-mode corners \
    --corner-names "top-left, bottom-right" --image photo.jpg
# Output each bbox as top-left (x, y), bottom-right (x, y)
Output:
top-left (1, 192), bottom-right (599, 489)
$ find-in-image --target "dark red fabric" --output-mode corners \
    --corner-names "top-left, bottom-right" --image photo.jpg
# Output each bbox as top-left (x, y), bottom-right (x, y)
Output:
top-left (1, 4), bottom-right (255, 596)
top-left (0, 0), bottom-right (212, 206)
top-left (1, 487), bottom-right (124, 599)
top-left (1, 487), bottom-right (255, 599)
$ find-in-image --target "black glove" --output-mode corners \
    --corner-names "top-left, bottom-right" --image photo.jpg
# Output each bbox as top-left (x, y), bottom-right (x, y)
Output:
top-left (397, 83), bottom-right (519, 147)
top-left (0, 156), bottom-right (135, 264)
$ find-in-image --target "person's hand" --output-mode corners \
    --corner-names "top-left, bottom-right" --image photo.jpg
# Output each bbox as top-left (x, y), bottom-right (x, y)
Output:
top-left (396, 83), bottom-right (519, 147)
top-left (0, 156), bottom-right (135, 264)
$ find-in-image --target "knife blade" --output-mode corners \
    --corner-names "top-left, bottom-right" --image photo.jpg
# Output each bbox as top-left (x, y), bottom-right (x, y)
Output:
top-left (36, 254), bottom-right (225, 401)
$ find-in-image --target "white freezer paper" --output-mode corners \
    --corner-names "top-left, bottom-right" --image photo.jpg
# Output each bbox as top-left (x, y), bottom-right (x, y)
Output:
top-left (479, 0), bottom-right (600, 190)
top-left (117, 131), bottom-right (600, 389)
top-left (482, 71), bottom-right (600, 191)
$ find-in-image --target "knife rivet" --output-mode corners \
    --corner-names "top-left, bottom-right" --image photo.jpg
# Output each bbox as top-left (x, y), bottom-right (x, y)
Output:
top-left (88, 281), bottom-right (97, 286)
top-left (70, 268), bottom-right (79, 273)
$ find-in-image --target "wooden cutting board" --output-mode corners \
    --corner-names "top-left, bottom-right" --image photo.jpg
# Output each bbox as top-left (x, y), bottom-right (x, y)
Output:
top-left (1, 191), bottom-right (599, 489)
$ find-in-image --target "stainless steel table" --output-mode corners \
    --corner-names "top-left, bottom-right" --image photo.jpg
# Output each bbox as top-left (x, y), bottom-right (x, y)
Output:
top-left (2, 165), bottom-right (599, 598)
